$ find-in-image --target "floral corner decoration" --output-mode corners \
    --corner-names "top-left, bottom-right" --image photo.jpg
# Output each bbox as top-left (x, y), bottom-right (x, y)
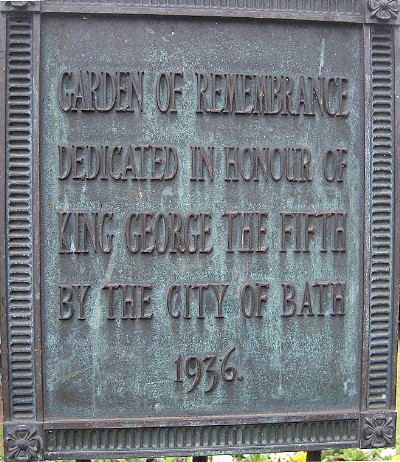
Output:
top-left (369, 0), bottom-right (399, 20)
top-left (5, 425), bottom-right (42, 462)
top-left (363, 415), bottom-right (395, 448)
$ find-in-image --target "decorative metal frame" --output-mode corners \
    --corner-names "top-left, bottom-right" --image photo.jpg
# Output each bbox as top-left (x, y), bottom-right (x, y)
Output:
top-left (0, 1), bottom-right (398, 460)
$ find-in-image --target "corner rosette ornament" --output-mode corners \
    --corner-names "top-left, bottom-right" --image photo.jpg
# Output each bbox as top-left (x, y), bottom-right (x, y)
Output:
top-left (6, 426), bottom-right (42, 461)
top-left (363, 415), bottom-right (395, 448)
top-left (369, 0), bottom-right (398, 20)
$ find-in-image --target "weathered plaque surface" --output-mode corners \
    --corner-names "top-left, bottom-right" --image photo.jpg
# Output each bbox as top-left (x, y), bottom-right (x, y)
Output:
top-left (0, 1), bottom-right (399, 460)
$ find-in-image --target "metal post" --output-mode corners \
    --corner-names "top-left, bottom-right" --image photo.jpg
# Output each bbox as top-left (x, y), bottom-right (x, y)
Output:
top-left (193, 456), bottom-right (208, 462)
top-left (306, 450), bottom-right (322, 461)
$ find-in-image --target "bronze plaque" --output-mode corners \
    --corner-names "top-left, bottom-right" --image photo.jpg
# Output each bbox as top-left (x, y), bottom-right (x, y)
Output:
top-left (0, 1), bottom-right (399, 460)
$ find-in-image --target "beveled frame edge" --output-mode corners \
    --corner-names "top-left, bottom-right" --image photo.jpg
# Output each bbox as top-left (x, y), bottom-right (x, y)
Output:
top-left (0, 2), bottom-right (399, 460)
top-left (32, 7), bottom-right (44, 426)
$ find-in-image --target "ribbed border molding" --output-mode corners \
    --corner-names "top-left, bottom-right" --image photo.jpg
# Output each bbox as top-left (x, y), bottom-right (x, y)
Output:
top-left (367, 26), bottom-right (396, 409)
top-left (40, 0), bottom-right (363, 22)
top-left (45, 420), bottom-right (359, 457)
top-left (5, 14), bottom-right (36, 421)
top-left (44, 0), bottom-right (361, 11)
